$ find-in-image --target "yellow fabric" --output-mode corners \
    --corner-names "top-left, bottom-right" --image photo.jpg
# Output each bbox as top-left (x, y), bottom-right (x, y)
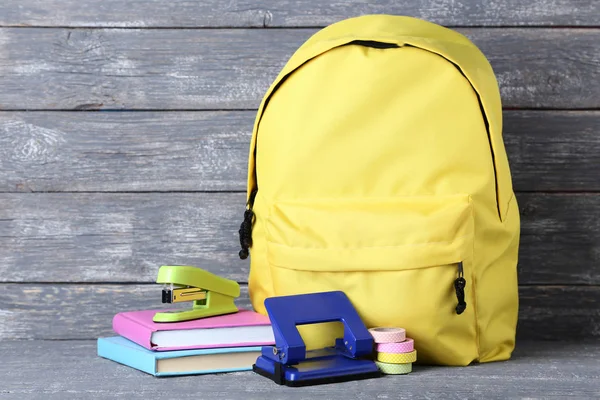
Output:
top-left (245, 15), bottom-right (520, 366)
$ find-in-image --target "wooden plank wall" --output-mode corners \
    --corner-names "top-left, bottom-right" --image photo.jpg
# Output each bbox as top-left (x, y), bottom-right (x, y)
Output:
top-left (0, 1), bottom-right (599, 341)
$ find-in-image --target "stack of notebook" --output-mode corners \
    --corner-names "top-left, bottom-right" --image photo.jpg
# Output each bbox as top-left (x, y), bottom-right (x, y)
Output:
top-left (97, 309), bottom-right (275, 376)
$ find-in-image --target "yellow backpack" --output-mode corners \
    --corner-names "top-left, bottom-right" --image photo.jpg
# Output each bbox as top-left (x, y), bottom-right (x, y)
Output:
top-left (238, 15), bottom-right (520, 366)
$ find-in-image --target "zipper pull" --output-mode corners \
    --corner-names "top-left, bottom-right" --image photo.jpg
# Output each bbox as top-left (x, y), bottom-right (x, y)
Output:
top-left (454, 262), bottom-right (467, 315)
top-left (238, 189), bottom-right (258, 259)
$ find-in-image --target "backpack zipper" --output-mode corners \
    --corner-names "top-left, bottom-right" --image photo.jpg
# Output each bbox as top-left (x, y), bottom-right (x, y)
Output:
top-left (238, 188), bottom-right (258, 259)
top-left (454, 261), bottom-right (467, 314)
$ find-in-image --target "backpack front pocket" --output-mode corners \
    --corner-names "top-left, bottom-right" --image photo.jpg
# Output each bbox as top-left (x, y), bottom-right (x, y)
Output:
top-left (265, 195), bottom-right (479, 365)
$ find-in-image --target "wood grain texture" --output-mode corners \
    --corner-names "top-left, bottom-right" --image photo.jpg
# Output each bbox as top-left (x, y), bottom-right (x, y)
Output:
top-left (1, 340), bottom-right (600, 400)
top-left (0, 28), bottom-right (598, 110)
top-left (0, 111), bottom-right (253, 192)
top-left (518, 193), bottom-right (600, 285)
top-left (0, 284), bottom-right (251, 340)
top-left (1, 111), bottom-right (598, 193)
top-left (0, 284), bottom-right (598, 341)
top-left (1, 0), bottom-right (599, 27)
top-left (517, 286), bottom-right (600, 340)
top-left (1, 193), bottom-right (599, 285)
top-left (505, 111), bottom-right (600, 192)
top-left (0, 193), bottom-right (249, 283)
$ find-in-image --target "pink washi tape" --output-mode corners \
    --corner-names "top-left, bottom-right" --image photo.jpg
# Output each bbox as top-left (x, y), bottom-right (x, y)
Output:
top-left (368, 327), bottom-right (406, 343)
top-left (376, 338), bottom-right (414, 353)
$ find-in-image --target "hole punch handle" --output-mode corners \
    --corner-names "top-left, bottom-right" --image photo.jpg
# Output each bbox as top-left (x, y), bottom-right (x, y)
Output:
top-left (264, 291), bottom-right (374, 365)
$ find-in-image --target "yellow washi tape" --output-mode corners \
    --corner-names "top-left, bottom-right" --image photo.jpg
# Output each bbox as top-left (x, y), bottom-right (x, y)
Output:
top-left (375, 361), bottom-right (412, 375)
top-left (377, 350), bottom-right (417, 364)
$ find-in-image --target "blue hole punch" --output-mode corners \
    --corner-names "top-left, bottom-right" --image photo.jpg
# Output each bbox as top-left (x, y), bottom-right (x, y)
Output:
top-left (252, 291), bottom-right (381, 386)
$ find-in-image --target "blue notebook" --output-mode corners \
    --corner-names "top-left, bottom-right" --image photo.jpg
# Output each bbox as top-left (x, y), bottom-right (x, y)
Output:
top-left (98, 336), bottom-right (262, 377)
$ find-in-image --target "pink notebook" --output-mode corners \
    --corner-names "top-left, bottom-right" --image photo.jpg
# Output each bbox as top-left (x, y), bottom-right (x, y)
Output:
top-left (113, 309), bottom-right (275, 351)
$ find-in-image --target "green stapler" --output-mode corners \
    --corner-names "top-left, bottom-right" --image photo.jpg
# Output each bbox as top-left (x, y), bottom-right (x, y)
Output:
top-left (153, 265), bottom-right (240, 323)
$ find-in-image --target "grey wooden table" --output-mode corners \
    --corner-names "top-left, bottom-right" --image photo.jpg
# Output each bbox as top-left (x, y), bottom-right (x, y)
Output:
top-left (0, 340), bottom-right (599, 399)
top-left (1, 1), bottom-right (599, 398)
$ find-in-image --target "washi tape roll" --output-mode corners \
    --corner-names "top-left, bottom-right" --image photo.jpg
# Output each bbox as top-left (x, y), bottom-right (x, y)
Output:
top-left (375, 361), bottom-right (412, 375)
top-left (376, 338), bottom-right (414, 354)
top-left (368, 327), bottom-right (406, 343)
top-left (377, 350), bottom-right (417, 364)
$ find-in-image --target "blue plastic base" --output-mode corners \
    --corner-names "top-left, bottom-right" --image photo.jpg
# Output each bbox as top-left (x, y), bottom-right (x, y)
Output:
top-left (253, 348), bottom-right (381, 387)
